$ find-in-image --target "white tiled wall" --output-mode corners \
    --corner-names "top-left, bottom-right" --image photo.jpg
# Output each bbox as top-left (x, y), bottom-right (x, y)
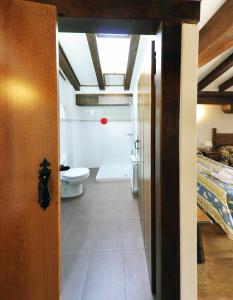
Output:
top-left (74, 121), bottom-right (132, 167)
top-left (59, 74), bottom-right (133, 168)
top-left (58, 35), bottom-right (155, 168)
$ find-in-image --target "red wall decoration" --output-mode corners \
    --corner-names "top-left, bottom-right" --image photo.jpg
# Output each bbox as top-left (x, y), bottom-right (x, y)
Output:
top-left (100, 117), bottom-right (108, 125)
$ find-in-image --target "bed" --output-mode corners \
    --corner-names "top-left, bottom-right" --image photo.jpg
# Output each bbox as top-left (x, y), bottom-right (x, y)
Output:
top-left (197, 155), bottom-right (233, 239)
top-left (197, 128), bottom-right (233, 239)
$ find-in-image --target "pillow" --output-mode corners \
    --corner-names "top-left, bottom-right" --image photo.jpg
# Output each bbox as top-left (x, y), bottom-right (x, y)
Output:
top-left (197, 149), bottom-right (203, 155)
top-left (219, 146), bottom-right (233, 167)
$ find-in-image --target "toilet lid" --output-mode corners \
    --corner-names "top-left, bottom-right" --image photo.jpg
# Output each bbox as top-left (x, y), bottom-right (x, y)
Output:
top-left (62, 167), bottom-right (89, 179)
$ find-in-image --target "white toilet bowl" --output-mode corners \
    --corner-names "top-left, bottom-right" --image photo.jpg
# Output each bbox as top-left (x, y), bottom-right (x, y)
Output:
top-left (61, 167), bottom-right (90, 198)
top-left (60, 153), bottom-right (90, 198)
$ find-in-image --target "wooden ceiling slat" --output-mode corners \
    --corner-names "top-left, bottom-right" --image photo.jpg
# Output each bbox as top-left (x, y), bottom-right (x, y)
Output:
top-left (198, 91), bottom-right (233, 105)
top-left (198, 91), bottom-right (233, 98)
top-left (199, 0), bottom-right (233, 67)
top-left (124, 35), bottom-right (140, 90)
top-left (59, 44), bottom-right (80, 91)
top-left (198, 53), bottom-right (233, 91)
top-left (86, 34), bottom-right (105, 90)
top-left (219, 76), bottom-right (233, 92)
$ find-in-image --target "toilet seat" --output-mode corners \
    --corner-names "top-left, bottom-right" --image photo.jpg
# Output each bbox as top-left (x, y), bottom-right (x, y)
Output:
top-left (61, 167), bottom-right (90, 180)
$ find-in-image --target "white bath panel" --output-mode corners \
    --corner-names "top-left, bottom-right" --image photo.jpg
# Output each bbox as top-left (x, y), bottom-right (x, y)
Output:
top-left (96, 164), bottom-right (130, 182)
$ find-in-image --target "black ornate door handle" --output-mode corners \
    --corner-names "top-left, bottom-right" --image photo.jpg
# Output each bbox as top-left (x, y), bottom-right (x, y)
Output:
top-left (38, 158), bottom-right (51, 210)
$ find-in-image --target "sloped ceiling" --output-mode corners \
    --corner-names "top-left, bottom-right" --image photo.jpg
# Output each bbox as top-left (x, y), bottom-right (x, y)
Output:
top-left (59, 33), bottom-right (147, 93)
top-left (198, 0), bottom-right (233, 92)
top-left (59, 33), bottom-right (98, 86)
top-left (199, 48), bottom-right (233, 91)
top-left (199, 0), bottom-right (226, 29)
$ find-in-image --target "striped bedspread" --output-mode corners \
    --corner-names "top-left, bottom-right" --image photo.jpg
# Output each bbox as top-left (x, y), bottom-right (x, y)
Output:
top-left (197, 155), bottom-right (233, 239)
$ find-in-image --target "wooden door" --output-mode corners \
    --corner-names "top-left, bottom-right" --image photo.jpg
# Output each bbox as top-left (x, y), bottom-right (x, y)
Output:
top-left (151, 40), bottom-right (156, 293)
top-left (137, 74), bottom-right (145, 237)
top-left (137, 40), bottom-right (154, 285)
top-left (0, 1), bottom-right (60, 299)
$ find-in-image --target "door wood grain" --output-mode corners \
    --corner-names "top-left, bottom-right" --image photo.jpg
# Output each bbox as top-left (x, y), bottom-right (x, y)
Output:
top-left (137, 40), bottom-right (153, 284)
top-left (0, 1), bottom-right (60, 299)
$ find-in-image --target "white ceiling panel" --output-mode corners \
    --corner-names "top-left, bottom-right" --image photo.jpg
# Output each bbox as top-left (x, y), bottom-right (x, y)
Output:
top-left (104, 74), bottom-right (125, 86)
top-left (59, 33), bottom-right (98, 86)
top-left (96, 36), bottom-right (130, 73)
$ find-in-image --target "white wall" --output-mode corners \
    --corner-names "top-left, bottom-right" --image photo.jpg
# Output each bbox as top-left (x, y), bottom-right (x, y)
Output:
top-left (197, 105), bottom-right (233, 147)
top-left (59, 74), bottom-right (133, 168)
top-left (180, 24), bottom-right (198, 300)
top-left (59, 73), bottom-right (78, 166)
top-left (76, 118), bottom-right (132, 168)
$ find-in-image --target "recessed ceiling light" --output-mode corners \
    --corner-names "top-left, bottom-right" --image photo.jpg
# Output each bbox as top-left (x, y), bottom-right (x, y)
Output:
top-left (96, 34), bottom-right (130, 39)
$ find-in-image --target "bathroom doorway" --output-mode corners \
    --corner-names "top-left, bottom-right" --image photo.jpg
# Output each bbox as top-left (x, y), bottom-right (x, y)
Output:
top-left (59, 32), bottom-right (155, 299)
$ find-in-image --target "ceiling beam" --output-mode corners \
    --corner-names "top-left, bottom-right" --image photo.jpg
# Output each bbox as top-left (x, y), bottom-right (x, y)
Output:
top-left (59, 18), bottom-right (159, 35)
top-left (124, 35), bottom-right (140, 90)
top-left (59, 44), bottom-right (80, 91)
top-left (86, 34), bottom-right (105, 90)
top-left (198, 53), bottom-right (233, 91)
top-left (199, 91), bottom-right (233, 98)
top-left (27, 1), bottom-right (201, 26)
top-left (199, 0), bottom-right (233, 67)
top-left (219, 76), bottom-right (233, 92)
top-left (198, 91), bottom-right (233, 105)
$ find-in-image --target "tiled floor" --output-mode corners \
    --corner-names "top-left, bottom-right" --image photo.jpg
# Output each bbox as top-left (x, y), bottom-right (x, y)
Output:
top-left (62, 169), bottom-right (154, 300)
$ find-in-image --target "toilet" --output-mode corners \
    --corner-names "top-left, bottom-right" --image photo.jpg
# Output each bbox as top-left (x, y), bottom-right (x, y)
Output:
top-left (60, 154), bottom-right (90, 198)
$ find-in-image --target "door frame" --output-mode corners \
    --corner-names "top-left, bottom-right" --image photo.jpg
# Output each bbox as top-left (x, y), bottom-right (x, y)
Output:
top-left (59, 18), bottom-right (161, 294)
top-left (28, 2), bottom-right (201, 299)
top-left (57, 19), bottom-right (177, 300)
top-left (57, 13), bottom-right (198, 300)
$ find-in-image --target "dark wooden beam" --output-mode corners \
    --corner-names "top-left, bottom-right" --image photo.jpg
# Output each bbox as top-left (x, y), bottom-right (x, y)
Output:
top-left (199, 0), bottom-right (233, 67)
top-left (59, 17), bottom-right (160, 35)
top-left (86, 34), bottom-right (105, 90)
top-left (198, 91), bottom-right (233, 105)
top-left (59, 70), bottom-right (66, 81)
top-left (27, 1), bottom-right (201, 26)
top-left (199, 91), bottom-right (233, 98)
top-left (124, 35), bottom-right (140, 90)
top-left (198, 53), bottom-right (233, 91)
top-left (155, 21), bottom-right (182, 300)
top-left (76, 93), bottom-right (132, 105)
top-left (198, 98), bottom-right (233, 105)
top-left (219, 76), bottom-right (233, 92)
top-left (59, 44), bottom-right (80, 91)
